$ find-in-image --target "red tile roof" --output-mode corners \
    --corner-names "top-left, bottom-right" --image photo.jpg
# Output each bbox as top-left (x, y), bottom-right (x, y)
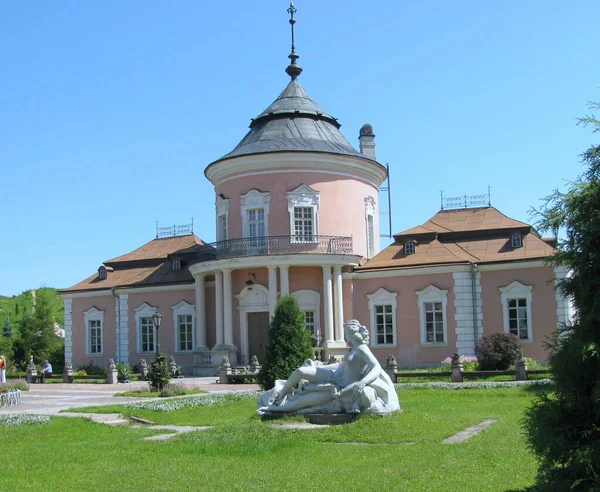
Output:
top-left (360, 207), bottom-right (556, 271)
top-left (62, 235), bottom-right (205, 293)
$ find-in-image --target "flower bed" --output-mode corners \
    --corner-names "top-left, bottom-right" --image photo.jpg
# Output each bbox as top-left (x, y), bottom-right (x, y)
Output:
top-left (395, 379), bottom-right (553, 390)
top-left (124, 390), bottom-right (262, 412)
top-left (0, 414), bottom-right (51, 428)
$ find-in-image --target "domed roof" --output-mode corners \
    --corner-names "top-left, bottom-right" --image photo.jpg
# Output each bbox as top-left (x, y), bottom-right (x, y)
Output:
top-left (212, 79), bottom-right (366, 164)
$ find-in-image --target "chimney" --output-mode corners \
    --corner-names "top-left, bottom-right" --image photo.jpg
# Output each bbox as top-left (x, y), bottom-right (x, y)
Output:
top-left (358, 124), bottom-right (376, 160)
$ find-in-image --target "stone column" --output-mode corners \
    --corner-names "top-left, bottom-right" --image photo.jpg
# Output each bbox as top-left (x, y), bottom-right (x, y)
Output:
top-left (333, 266), bottom-right (344, 341)
top-left (194, 274), bottom-right (208, 350)
top-left (322, 265), bottom-right (334, 342)
top-left (223, 269), bottom-right (234, 346)
top-left (280, 265), bottom-right (290, 296)
top-left (214, 270), bottom-right (224, 347)
top-left (268, 266), bottom-right (278, 319)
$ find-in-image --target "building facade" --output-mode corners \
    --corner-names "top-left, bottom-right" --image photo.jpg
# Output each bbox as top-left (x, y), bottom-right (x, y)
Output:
top-left (60, 9), bottom-right (569, 373)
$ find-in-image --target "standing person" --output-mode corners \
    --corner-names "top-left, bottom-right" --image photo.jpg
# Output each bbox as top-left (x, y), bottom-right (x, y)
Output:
top-left (40, 359), bottom-right (53, 383)
top-left (0, 355), bottom-right (6, 383)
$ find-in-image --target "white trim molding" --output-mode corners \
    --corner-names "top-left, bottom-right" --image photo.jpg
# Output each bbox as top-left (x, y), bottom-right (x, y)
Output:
top-left (241, 189), bottom-right (270, 238)
top-left (365, 196), bottom-right (376, 259)
top-left (292, 289), bottom-right (321, 340)
top-left (416, 285), bottom-right (449, 346)
top-left (366, 287), bottom-right (398, 347)
top-left (554, 266), bottom-right (573, 329)
top-left (83, 306), bottom-right (105, 356)
top-left (287, 184), bottom-right (320, 242)
top-left (116, 293), bottom-right (129, 364)
top-left (216, 195), bottom-right (230, 241)
top-left (64, 298), bottom-right (73, 362)
top-left (171, 300), bottom-right (196, 353)
top-left (499, 280), bottom-right (533, 341)
top-left (235, 284), bottom-right (269, 365)
top-left (453, 271), bottom-right (482, 356)
top-left (134, 302), bottom-right (158, 354)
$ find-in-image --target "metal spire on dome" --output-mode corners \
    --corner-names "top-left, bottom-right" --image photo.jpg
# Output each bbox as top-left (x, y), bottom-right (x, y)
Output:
top-left (285, 2), bottom-right (303, 80)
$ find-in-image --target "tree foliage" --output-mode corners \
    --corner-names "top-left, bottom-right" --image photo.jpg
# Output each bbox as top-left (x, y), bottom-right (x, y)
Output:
top-left (523, 102), bottom-right (600, 491)
top-left (257, 295), bottom-right (314, 390)
top-left (148, 352), bottom-right (171, 391)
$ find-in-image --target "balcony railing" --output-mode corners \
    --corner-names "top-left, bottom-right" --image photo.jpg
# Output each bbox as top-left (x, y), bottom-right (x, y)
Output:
top-left (204, 235), bottom-right (353, 260)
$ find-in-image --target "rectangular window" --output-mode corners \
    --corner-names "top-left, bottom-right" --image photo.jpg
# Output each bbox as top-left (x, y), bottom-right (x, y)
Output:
top-left (508, 298), bottom-right (529, 339)
top-left (294, 207), bottom-right (314, 242)
top-left (88, 319), bottom-right (102, 354)
top-left (177, 314), bottom-right (193, 351)
top-left (248, 208), bottom-right (265, 237)
top-left (375, 304), bottom-right (394, 345)
top-left (219, 214), bottom-right (228, 241)
top-left (424, 302), bottom-right (444, 343)
top-left (304, 311), bottom-right (316, 336)
top-left (140, 316), bottom-right (155, 353)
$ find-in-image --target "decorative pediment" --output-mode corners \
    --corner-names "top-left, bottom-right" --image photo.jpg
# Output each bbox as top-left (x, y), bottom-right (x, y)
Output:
top-left (216, 195), bottom-right (230, 216)
top-left (287, 184), bottom-right (320, 211)
top-left (83, 306), bottom-right (104, 317)
top-left (415, 285), bottom-right (448, 298)
top-left (134, 302), bottom-right (157, 316)
top-left (171, 300), bottom-right (195, 313)
top-left (236, 284), bottom-right (268, 308)
top-left (365, 196), bottom-right (375, 216)
top-left (240, 189), bottom-right (270, 208)
top-left (499, 281), bottom-right (532, 295)
top-left (367, 288), bottom-right (398, 303)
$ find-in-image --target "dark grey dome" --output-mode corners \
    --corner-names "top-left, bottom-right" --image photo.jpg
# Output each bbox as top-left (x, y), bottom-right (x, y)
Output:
top-left (212, 80), bottom-right (366, 163)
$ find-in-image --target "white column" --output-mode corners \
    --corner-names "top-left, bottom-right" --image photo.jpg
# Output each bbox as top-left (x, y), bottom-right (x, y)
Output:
top-left (333, 266), bottom-right (344, 341)
top-left (64, 298), bottom-right (73, 363)
top-left (280, 265), bottom-right (290, 296)
top-left (223, 269), bottom-right (234, 346)
top-left (215, 270), bottom-right (224, 347)
top-left (322, 265), bottom-right (334, 342)
top-left (194, 274), bottom-right (207, 349)
top-left (118, 294), bottom-right (129, 364)
top-left (268, 266), bottom-right (278, 319)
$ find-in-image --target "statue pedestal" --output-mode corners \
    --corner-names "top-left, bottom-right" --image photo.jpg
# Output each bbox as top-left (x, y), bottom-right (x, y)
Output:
top-left (322, 340), bottom-right (349, 362)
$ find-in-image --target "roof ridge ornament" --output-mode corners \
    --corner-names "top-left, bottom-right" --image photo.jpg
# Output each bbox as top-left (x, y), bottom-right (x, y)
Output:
top-left (285, 2), bottom-right (303, 80)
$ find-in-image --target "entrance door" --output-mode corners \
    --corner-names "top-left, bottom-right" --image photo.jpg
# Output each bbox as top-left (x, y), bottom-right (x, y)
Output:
top-left (247, 312), bottom-right (270, 363)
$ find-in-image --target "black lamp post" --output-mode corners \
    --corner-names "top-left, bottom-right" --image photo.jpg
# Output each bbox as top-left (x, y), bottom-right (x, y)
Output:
top-left (152, 311), bottom-right (163, 355)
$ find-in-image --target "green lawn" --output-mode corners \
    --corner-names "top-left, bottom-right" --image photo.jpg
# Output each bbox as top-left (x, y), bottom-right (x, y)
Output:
top-left (0, 387), bottom-right (541, 491)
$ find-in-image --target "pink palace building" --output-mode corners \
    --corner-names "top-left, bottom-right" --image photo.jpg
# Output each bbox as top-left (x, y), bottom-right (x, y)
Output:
top-left (60, 7), bottom-right (570, 374)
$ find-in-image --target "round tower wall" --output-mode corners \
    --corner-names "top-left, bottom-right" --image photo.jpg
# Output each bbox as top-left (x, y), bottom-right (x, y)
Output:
top-left (215, 169), bottom-right (380, 258)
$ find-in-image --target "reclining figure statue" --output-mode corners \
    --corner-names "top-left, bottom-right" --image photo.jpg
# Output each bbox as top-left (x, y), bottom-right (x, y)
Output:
top-left (257, 319), bottom-right (400, 415)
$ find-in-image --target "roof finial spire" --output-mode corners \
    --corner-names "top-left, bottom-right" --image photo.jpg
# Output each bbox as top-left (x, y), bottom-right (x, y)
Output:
top-left (285, 1), bottom-right (303, 80)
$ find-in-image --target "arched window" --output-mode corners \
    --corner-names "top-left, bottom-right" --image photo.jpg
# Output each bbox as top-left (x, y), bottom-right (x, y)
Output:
top-left (404, 240), bottom-right (416, 255)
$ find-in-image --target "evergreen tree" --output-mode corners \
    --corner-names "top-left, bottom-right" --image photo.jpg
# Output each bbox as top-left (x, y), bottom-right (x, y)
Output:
top-left (15, 303), bottom-right (19, 316)
top-left (523, 102), bottom-right (600, 491)
top-left (2, 319), bottom-right (12, 338)
top-left (258, 295), bottom-right (314, 390)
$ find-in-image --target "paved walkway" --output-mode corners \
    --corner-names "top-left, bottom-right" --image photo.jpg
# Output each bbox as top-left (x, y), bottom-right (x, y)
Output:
top-left (0, 378), bottom-right (260, 415)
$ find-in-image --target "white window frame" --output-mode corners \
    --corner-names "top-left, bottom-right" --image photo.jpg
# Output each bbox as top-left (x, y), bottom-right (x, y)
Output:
top-left (405, 240), bottom-right (416, 255)
top-left (83, 306), bottom-right (104, 356)
top-left (365, 196), bottom-right (376, 258)
top-left (172, 300), bottom-right (195, 353)
top-left (216, 195), bottom-right (229, 241)
top-left (98, 266), bottom-right (107, 280)
top-left (134, 302), bottom-right (158, 354)
top-left (292, 290), bottom-right (321, 341)
top-left (367, 288), bottom-right (398, 347)
top-left (172, 259), bottom-right (181, 271)
top-left (241, 189), bottom-right (270, 238)
top-left (511, 233), bottom-right (523, 248)
top-left (416, 285), bottom-right (448, 346)
top-left (287, 184), bottom-right (319, 243)
top-left (499, 281), bottom-right (533, 341)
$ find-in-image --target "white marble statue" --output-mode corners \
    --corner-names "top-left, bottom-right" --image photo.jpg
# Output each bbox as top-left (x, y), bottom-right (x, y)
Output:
top-left (257, 319), bottom-right (400, 415)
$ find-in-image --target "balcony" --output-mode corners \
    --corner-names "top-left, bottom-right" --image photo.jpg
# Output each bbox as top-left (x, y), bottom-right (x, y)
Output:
top-left (202, 235), bottom-right (353, 260)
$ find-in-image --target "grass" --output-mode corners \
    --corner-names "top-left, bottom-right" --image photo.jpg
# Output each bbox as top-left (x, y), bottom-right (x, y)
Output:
top-left (113, 387), bottom-right (208, 398)
top-left (1, 387), bottom-right (542, 491)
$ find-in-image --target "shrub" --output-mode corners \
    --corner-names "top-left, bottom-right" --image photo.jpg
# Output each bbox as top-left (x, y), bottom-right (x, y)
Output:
top-left (116, 363), bottom-right (132, 381)
top-left (78, 362), bottom-right (106, 376)
top-left (475, 332), bottom-right (522, 370)
top-left (257, 295), bottom-right (314, 390)
top-left (159, 384), bottom-right (187, 397)
top-left (0, 379), bottom-right (29, 391)
top-left (148, 353), bottom-right (171, 392)
top-left (441, 355), bottom-right (479, 371)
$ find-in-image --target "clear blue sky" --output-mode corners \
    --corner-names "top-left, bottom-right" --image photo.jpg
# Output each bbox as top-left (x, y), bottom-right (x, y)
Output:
top-left (1, 1), bottom-right (599, 297)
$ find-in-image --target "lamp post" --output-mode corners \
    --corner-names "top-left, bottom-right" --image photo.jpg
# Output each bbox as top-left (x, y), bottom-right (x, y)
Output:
top-left (152, 311), bottom-right (163, 355)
